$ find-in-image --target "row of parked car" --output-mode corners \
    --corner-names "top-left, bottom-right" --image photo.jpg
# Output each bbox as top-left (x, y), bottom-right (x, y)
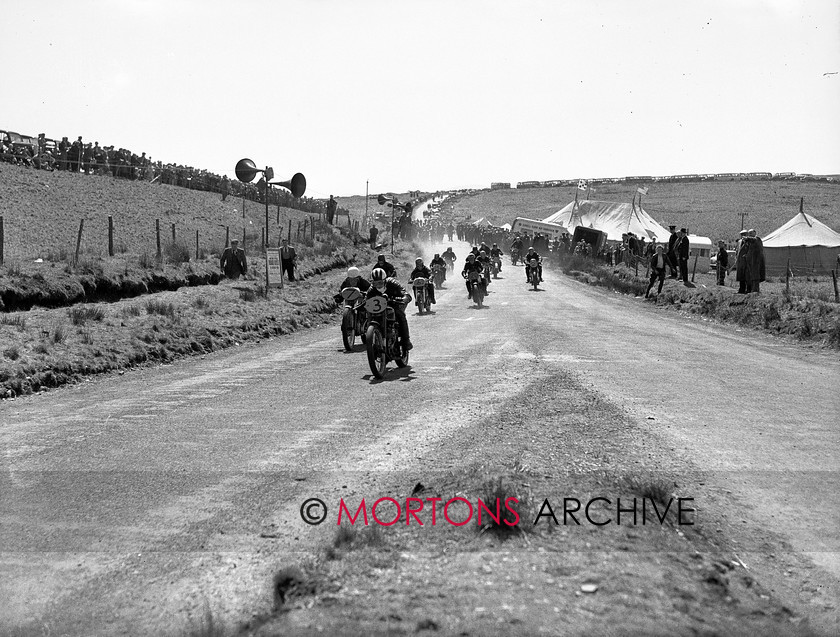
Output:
top-left (0, 130), bottom-right (56, 158)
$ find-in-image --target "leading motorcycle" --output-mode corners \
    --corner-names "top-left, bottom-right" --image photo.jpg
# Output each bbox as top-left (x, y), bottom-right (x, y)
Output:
top-left (364, 292), bottom-right (411, 379)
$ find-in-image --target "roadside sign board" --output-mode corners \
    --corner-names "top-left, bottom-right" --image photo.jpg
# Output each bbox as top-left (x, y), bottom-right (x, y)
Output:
top-left (266, 248), bottom-right (283, 288)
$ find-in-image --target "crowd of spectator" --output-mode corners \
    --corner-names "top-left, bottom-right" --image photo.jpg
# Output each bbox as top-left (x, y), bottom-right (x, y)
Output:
top-left (0, 128), bottom-right (345, 221)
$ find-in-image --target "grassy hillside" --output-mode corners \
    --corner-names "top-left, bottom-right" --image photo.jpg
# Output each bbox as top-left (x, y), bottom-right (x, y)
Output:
top-left (0, 163), bottom-right (325, 262)
top-left (447, 181), bottom-right (840, 242)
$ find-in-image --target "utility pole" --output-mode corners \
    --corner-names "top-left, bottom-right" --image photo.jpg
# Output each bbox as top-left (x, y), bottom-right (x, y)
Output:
top-left (738, 211), bottom-right (748, 231)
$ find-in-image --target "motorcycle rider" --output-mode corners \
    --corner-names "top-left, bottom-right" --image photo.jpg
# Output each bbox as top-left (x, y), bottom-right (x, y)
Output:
top-left (408, 257), bottom-right (436, 305)
top-left (338, 266), bottom-right (371, 294)
top-left (489, 243), bottom-right (504, 272)
top-left (373, 253), bottom-right (397, 278)
top-left (462, 253), bottom-right (486, 299)
top-left (510, 235), bottom-right (524, 264)
top-left (524, 246), bottom-right (544, 283)
top-left (477, 250), bottom-right (493, 290)
top-left (367, 268), bottom-right (413, 350)
top-left (430, 253), bottom-right (447, 283)
top-left (442, 247), bottom-right (457, 271)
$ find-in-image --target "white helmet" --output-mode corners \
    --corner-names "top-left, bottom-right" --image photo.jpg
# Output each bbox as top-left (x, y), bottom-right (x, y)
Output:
top-left (347, 266), bottom-right (360, 277)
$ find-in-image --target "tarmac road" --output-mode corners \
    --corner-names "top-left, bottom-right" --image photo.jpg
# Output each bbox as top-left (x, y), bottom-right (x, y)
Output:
top-left (1, 241), bottom-right (838, 635)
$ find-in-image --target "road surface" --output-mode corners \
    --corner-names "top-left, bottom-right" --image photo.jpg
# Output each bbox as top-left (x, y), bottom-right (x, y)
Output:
top-left (1, 241), bottom-right (838, 634)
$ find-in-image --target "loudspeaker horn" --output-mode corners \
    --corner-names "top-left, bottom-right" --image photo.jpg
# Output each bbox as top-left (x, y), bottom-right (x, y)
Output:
top-left (270, 172), bottom-right (306, 198)
top-left (235, 158), bottom-right (259, 183)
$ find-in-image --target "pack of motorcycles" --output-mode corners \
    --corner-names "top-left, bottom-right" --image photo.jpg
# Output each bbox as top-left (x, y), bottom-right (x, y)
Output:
top-left (341, 254), bottom-right (541, 379)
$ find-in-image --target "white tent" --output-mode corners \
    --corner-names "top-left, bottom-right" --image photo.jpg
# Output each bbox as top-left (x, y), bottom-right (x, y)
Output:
top-left (543, 200), bottom-right (671, 243)
top-left (472, 217), bottom-right (492, 227)
top-left (761, 212), bottom-right (840, 276)
top-left (500, 223), bottom-right (512, 231)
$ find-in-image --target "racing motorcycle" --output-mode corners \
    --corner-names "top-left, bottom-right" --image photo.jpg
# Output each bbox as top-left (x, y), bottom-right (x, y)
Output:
top-left (432, 264), bottom-right (446, 290)
top-left (364, 292), bottom-right (411, 379)
top-left (510, 247), bottom-right (520, 266)
top-left (491, 256), bottom-right (501, 279)
top-left (411, 277), bottom-right (432, 314)
top-left (527, 257), bottom-right (541, 290)
top-left (339, 286), bottom-right (368, 351)
top-left (467, 270), bottom-right (485, 308)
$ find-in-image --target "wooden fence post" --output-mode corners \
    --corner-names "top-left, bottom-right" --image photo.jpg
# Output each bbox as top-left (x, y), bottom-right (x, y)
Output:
top-left (242, 227), bottom-right (246, 251)
top-left (108, 216), bottom-right (114, 257)
top-left (74, 219), bottom-right (84, 266)
top-left (171, 223), bottom-right (176, 244)
top-left (691, 254), bottom-right (698, 282)
top-left (0, 216), bottom-right (4, 267)
top-left (276, 202), bottom-right (280, 225)
top-left (195, 229), bottom-right (199, 260)
top-left (288, 219), bottom-right (292, 241)
top-left (311, 218), bottom-right (315, 240)
top-left (832, 269), bottom-right (838, 303)
top-left (156, 219), bottom-right (161, 260)
top-left (225, 226), bottom-right (230, 248)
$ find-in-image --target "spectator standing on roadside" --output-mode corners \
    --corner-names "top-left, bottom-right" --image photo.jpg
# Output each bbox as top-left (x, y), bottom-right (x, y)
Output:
top-left (666, 225), bottom-right (679, 278)
top-left (715, 240), bottom-right (729, 286)
top-left (326, 195), bottom-right (337, 225)
top-left (369, 224), bottom-right (379, 248)
top-left (645, 245), bottom-right (668, 298)
top-left (735, 229), bottom-right (749, 293)
top-left (745, 229), bottom-right (766, 293)
top-left (220, 175), bottom-right (230, 201)
top-left (675, 228), bottom-right (690, 284)
top-left (220, 239), bottom-right (247, 279)
top-left (58, 137), bottom-right (70, 170)
top-left (280, 238), bottom-right (297, 282)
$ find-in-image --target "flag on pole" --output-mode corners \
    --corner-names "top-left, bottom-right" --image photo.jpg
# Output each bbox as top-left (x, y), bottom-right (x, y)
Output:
top-left (577, 179), bottom-right (587, 191)
top-left (637, 186), bottom-right (649, 195)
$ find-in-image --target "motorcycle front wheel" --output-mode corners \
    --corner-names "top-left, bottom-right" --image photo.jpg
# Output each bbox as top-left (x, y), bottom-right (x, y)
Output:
top-left (532, 272), bottom-right (540, 290)
top-left (366, 325), bottom-right (387, 379)
top-left (341, 309), bottom-right (355, 351)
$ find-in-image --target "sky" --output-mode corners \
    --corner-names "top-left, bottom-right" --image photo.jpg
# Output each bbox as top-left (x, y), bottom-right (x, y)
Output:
top-left (4, 0), bottom-right (839, 198)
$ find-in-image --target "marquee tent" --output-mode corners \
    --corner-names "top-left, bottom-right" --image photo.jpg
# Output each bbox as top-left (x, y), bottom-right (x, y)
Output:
top-left (472, 217), bottom-right (493, 227)
top-left (761, 212), bottom-right (840, 276)
top-left (542, 200), bottom-right (671, 243)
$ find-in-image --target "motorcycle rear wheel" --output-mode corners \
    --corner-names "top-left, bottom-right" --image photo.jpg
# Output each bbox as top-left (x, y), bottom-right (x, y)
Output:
top-left (366, 325), bottom-right (387, 379)
top-left (341, 309), bottom-right (355, 351)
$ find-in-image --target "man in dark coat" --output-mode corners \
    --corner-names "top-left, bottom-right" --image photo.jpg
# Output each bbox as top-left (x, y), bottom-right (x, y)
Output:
top-left (716, 240), bottom-right (729, 286)
top-left (220, 239), bottom-right (247, 279)
top-left (675, 228), bottom-right (690, 284)
top-left (735, 230), bottom-right (749, 293)
top-left (326, 195), bottom-right (337, 225)
top-left (280, 238), bottom-right (297, 282)
top-left (745, 229), bottom-right (766, 293)
top-left (666, 225), bottom-right (679, 278)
